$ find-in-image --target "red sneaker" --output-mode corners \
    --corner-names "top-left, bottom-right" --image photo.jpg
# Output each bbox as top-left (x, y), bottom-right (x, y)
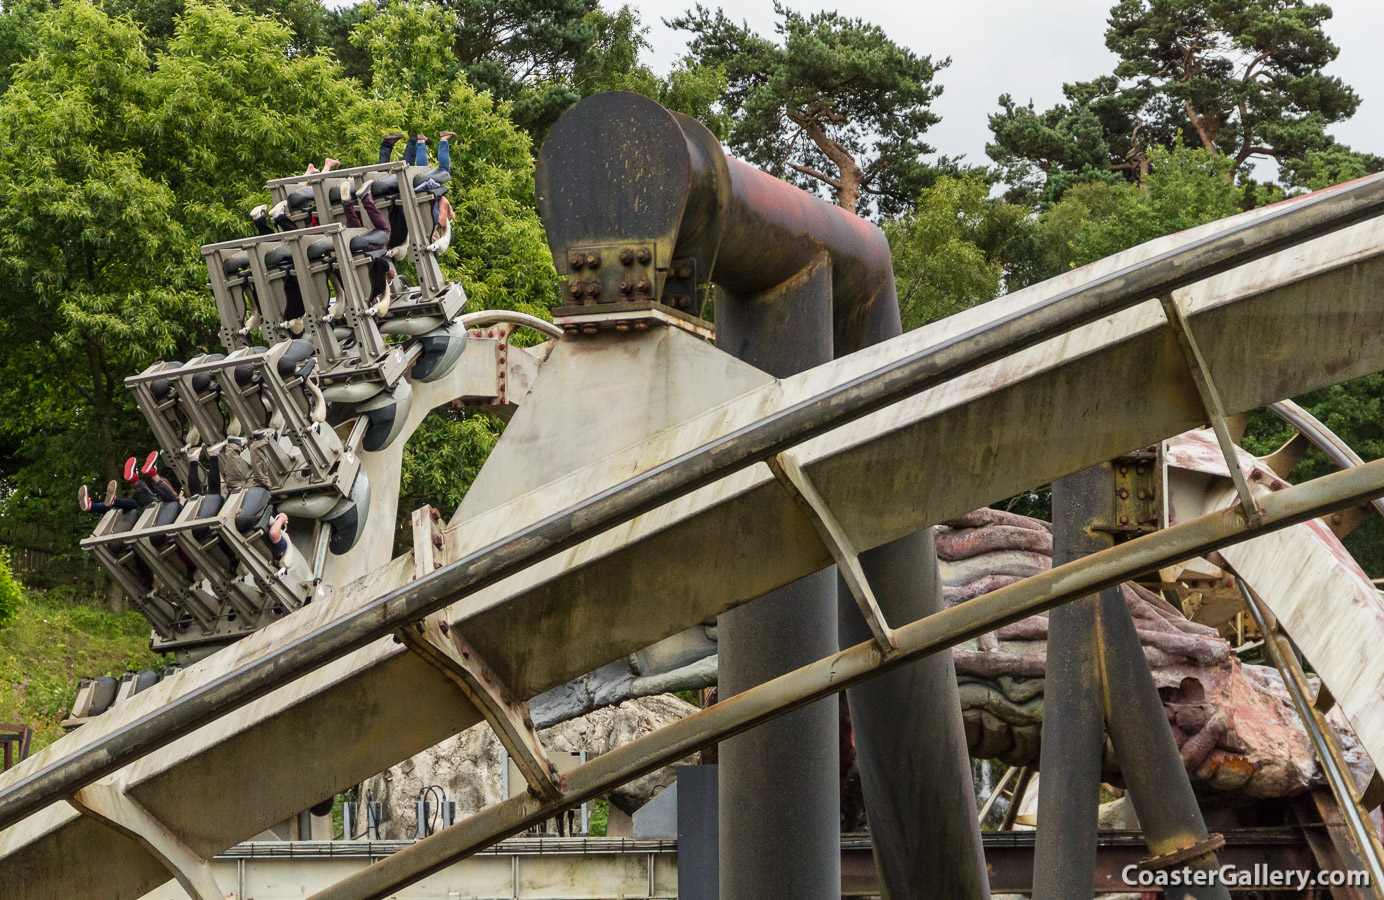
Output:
top-left (123, 457), bottom-right (138, 482)
top-left (139, 450), bottom-right (159, 479)
top-left (78, 485), bottom-right (91, 512)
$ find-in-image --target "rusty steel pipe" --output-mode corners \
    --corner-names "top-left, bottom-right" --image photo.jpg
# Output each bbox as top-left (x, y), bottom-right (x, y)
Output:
top-left (3, 157), bottom-right (1383, 834)
top-left (536, 92), bottom-right (898, 341)
top-left (541, 92), bottom-right (961, 895)
top-left (304, 455), bottom-right (1384, 900)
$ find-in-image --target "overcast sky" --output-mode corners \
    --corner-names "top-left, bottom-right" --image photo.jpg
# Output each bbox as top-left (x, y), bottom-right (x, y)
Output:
top-left (625, 0), bottom-right (1384, 173)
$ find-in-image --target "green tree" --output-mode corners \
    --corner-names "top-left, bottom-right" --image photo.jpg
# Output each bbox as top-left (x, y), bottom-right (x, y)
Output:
top-left (1064, 141), bottom-right (1253, 266)
top-left (885, 176), bottom-right (1037, 329)
top-left (339, 0), bottom-right (603, 136)
top-left (0, 0), bottom-right (49, 95)
top-left (446, 0), bottom-right (600, 135)
top-left (671, 2), bottom-right (950, 215)
top-left (989, 0), bottom-right (1378, 202)
top-left (0, 1), bottom-right (558, 587)
top-left (99, 0), bottom-right (326, 53)
top-left (571, 5), bottom-right (729, 138)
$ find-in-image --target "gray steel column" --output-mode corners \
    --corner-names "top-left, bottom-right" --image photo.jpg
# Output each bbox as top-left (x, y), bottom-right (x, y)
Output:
top-left (1100, 582), bottom-right (1228, 899)
top-left (1032, 475), bottom-right (1108, 897)
top-left (717, 255), bottom-right (840, 900)
top-left (1036, 464), bottom-right (1229, 900)
top-left (840, 534), bottom-right (990, 898)
top-left (678, 765), bottom-right (720, 900)
top-left (836, 297), bottom-right (989, 900)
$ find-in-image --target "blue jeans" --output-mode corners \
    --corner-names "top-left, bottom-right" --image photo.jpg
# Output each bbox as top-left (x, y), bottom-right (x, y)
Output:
top-left (409, 139), bottom-right (450, 174)
top-left (414, 178), bottom-right (445, 229)
top-left (89, 498), bottom-right (138, 514)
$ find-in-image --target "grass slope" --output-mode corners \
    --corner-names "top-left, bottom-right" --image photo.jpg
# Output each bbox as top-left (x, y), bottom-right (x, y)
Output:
top-left (0, 589), bottom-right (170, 752)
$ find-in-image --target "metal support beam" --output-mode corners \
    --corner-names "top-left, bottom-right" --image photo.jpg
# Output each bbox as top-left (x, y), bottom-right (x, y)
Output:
top-left (68, 783), bottom-right (223, 900)
top-left (404, 508), bottom-right (560, 801)
top-left (302, 455), bottom-right (1384, 900)
top-left (999, 768), bottom-right (1033, 832)
top-left (398, 618), bottom-right (561, 802)
top-left (4, 168), bottom-right (1383, 834)
top-left (1038, 463), bottom-right (1229, 900)
top-left (977, 766), bottom-right (1020, 823)
top-left (1033, 476), bottom-right (1116, 897)
top-left (1159, 294), bottom-right (1260, 518)
top-left (717, 252), bottom-right (839, 900)
top-left (1239, 578), bottom-right (1384, 896)
top-left (768, 451), bottom-right (895, 651)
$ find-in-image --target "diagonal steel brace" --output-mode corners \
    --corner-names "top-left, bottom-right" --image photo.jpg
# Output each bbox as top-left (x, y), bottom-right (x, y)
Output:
top-left (67, 783), bottom-right (224, 900)
top-left (403, 508), bottom-right (561, 802)
top-left (1159, 294), bottom-right (1262, 520)
top-left (768, 451), bottom-right (898, 651)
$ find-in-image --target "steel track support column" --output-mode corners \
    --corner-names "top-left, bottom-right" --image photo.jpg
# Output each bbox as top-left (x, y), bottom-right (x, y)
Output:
top-left (834, 293), bottom-right (989, 900)
top-left (1033, 473), bottom-right (1108, 898)
top-left (1037, 463), bottom-right (1229, 899)
top-left (717, 252), bottom-right (840, 900)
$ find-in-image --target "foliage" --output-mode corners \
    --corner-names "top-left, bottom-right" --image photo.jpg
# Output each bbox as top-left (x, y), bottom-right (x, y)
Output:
top-left (988, 0), bottom-right (1379, 203)
top-left (1240, 378), bottom-right (1384, 574)
top-left (885, 176), bottom-right (1037, 329)
top-left (0, 588), bottom-right (170, 750)
top-left (339, 0), bottom-right (601, 136)
top-left (671, 1), bottom-right (951, 215)
top-left (987, 89), bottom-right (1132, 206)
top-left (587, 796), bottom-right (609, 835)
top-left (1014, 141), bottom-right (1270, 279)
top-left (0, 0), bottom-right (48, 95)
top-left (0, 1), bottom-right (558, 577)
top-left (446, 0), bottom-right (600, 135)
top-left (0, 551), bottom-right (22, 630)
top-left (1064, 141), bottom-right (1254, 267)
top-left (884, 143), bottom-right (1250, 329)
top-left (398, 410), bottom-right (505, 550)
top-left (321, 1), bottom-right (378, 85)
top-left (342, 0), bottom-right (728, 142)
top-left (98, 0), bottom-right (326, 52)
top-left (571, 5), bottom-right (730, 139)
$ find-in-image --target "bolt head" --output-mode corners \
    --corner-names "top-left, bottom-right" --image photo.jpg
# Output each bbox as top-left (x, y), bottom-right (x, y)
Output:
top-left (584, 283), bottom-right (601, 299)
top-left (636, 247), bottom-right (652, 264)
top-left (586, 252), bottom-right (601, 268)
top-left (618, 248), bottom-right (635, 265)
top-left (569, 254), bottom-right (584, 269)
top-left (676, 266), bottom-right (692, 279)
